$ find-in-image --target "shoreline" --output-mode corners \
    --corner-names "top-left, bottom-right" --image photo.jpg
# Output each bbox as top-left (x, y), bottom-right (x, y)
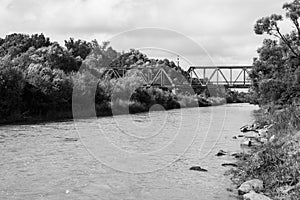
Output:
top-left (229, 105), bottom-right (300, 200)
top-left (0, 100), bottom-right (233, 126)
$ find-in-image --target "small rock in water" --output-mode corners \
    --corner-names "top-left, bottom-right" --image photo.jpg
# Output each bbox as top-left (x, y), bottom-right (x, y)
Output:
top-left (64, 138), bottom-right (79, 142)
top-left (240, 125), bottom-right (249, 132)
top-left (189, 166), bottom-right (208, 172)
top-left (222, 163), bottom-right (238, 167)
top-left (216, 150), bottom-right (228, 156)
top-left (240, 124), bottom-right (258, 133)
top-left (232, 136), bottom-right (237, 139)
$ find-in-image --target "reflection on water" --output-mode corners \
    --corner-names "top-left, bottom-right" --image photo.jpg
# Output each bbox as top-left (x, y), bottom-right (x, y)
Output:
top-left (0, 104), bottom-right (257, 200)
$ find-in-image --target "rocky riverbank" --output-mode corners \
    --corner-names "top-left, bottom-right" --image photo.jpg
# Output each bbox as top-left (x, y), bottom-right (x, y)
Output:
top-left (228, 106), bottom-right (300, 200)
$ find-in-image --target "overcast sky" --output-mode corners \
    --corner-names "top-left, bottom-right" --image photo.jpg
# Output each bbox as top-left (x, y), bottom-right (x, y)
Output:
top-left (0, 0), bottom-right (290, 68)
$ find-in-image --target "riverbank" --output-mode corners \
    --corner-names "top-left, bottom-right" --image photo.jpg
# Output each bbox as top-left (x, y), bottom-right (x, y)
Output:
top-left (0, 95), bottom-right (227, 126)
top-left (230, 105), bottom-right (300, 200)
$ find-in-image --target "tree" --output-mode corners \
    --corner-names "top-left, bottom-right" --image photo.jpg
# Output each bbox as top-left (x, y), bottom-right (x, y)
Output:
top-left (0, 58), bottom-right (25, 119)
top-left (45, 42), bottom-right (78, 72)
top-left (64, 38), bottom-right (91, 60)
top-left (252, 0), bottom-right (300, 105)
top-left (31, 33), bottom-right (51, 49)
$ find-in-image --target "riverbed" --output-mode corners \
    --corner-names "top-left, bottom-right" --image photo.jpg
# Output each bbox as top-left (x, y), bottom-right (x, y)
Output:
top-left (0, 103), bottom-right (258, 200)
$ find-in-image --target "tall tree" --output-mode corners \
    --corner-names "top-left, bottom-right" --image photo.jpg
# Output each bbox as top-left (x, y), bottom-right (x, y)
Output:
top-left (64, 38), bottom-right (92, 60)
top-left (252, 0), bottom-right (300, 105)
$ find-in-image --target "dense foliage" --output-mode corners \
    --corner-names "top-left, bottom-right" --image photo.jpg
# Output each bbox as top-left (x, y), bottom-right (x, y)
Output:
top-left (250, 0), bottom-right (300, 105)
top-left (0, 33), bottom-right (227, 124)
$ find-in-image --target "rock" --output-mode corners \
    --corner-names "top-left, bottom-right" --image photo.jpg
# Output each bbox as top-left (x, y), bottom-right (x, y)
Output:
top-left (232, 152), bottom-right (243, 158)
top-left (216, 150), bottom-right (228, 156)
top-left (238, 179), bottom-right (264, 195)
top-left (244, 131), bottom-right (260, 139)
top-left (189, 166), bottom-right (208, 172)
top-left (240, 123), bottom-right (260, 133)
top-left (233, 136), bottom-right (238, 139)
top-left (243, 191), bottom-right (272, 200)
top-left (241, 139), bottom-right (261, 147)
top-left (269, 135), bottom-right (276, 143)
top-left (222, 163), bottom-right (238, 167)
top-left (252, 122), bottom-right (261, 130)
top-left (241, 139), bottom-right (252, 147)
top-left (64, 138), bottom-right (79, 142)
top-left (240, 125), bottom-right (251, 132)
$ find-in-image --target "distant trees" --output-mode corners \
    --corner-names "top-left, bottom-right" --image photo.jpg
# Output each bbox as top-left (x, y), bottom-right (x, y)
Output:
top-left (250, 0), bottom-right (300, 105)
top-left (0, 32), bottom-right (250, 124)
top-left (0, 32), bottom-right (197, 123)
top-left (0, 33), bottom-right (92, 122)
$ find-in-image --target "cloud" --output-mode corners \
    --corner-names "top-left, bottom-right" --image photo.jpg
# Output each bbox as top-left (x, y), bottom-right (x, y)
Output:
top-left (0, 0), bottom-right (289, 64)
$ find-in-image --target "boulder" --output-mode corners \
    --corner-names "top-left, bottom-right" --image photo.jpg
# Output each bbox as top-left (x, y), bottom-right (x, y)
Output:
top-left (243, 191), bottom-right (272, 200)
top-left (189, 166), bottom-right (208, 172)
top-left (238, 179), bottom-right (264, 195)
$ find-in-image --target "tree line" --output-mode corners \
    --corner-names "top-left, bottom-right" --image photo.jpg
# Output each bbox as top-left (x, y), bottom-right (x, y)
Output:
top-left (0, 33), bottom-right (221, 124)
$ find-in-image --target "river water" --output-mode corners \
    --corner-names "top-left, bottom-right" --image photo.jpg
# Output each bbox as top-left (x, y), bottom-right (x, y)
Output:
top-left (0, 103), bottom-right (257, 200)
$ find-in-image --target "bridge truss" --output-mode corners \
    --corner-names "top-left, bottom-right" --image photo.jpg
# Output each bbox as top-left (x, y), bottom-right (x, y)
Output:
top-left (101, 65), bottom-right (253, 95)
top-left (188, 66), bottom-right (253, 88)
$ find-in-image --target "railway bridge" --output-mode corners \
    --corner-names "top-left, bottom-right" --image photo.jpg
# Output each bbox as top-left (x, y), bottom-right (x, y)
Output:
top-left (102, 65), bottom-right (253, 93)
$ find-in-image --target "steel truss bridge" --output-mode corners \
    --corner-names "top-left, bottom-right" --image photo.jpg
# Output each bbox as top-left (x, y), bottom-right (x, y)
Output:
top-left (102, 65), bottom-right (253, 92)
top-left (188, 66), bottom-right (252, 89)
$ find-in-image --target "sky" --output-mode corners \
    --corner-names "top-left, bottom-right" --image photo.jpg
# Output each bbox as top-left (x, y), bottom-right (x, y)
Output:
top-left (0, 0), bottom-right (291, 69)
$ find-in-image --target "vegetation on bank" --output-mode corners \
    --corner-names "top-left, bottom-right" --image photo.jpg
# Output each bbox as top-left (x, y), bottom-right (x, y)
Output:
top-left (1, 33), bottom-right (247, 124)
top-left (231, 1), bottom-right (300, 199)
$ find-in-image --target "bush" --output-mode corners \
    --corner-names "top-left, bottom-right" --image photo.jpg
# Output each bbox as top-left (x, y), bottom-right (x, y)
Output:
top-left (0, 64), bottom-right (25, 121)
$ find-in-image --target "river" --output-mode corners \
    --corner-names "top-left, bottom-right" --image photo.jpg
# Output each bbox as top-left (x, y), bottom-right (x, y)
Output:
top-left (0, 103), bottom-right (258, 200)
